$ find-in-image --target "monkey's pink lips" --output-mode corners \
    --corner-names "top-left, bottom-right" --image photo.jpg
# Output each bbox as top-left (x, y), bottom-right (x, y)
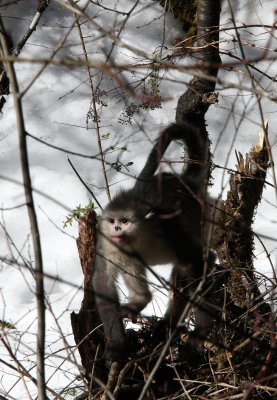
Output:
top-left (111, 235), bottom-right (125, 243)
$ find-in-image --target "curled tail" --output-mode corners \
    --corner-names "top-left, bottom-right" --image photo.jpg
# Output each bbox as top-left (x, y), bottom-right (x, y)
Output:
top-left (137, 122), bottom-right (209, 184)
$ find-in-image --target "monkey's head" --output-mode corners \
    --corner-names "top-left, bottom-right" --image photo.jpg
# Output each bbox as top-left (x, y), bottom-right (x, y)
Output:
top-left (100, 208), bottom-right (141, 248)
top-left (99, 190), bottom-right (164, 258)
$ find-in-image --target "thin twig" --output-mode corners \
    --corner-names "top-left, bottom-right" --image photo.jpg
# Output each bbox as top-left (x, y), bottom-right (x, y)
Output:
top-left (0, 339), bottom-right (63, 399)
top-left (13, 0), bottom-right (50, 57)
top-left (0, 53), bottom-right (276, 100)
top-left (69, 0), bottom-right (111, 201)
top-left (67, 157), bottom-right (103, 210)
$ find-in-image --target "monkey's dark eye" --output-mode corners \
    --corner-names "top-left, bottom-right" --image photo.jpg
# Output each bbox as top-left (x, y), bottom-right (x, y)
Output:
top-left (121, 219), bottom-right (129, 224)
top-left (108, 218), bottom-right (115, 224)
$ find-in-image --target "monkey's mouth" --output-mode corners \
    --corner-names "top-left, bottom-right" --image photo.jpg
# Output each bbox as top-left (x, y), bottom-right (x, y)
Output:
top-left (111, 235), bottom-right (125, 243)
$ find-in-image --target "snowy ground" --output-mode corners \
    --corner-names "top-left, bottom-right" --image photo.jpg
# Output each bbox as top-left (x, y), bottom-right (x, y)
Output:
top-left (0, 0), bottom-right (276, 398)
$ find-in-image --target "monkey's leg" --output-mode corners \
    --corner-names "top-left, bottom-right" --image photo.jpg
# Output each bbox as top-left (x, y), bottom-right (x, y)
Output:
top-left (121, 264), bottom-right (152, 322)
top-left (165, 264), bottom-right (193, 329)
top-left (192, 251), bottom-right (216, 342)
top-left (166, 262), bottom-right (213, 347)
top-left (93, 255), bottom-right (127, 362)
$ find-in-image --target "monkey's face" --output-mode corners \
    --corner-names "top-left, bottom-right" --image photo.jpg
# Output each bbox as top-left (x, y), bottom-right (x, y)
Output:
top-left (101, 210), bottom-right (139, 248)
top-left (104, 217), bottom-right (132, 244)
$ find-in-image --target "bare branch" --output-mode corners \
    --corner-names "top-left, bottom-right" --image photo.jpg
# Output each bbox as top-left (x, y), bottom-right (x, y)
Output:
top-left (68, 0), bottom-right (111, 201)
top-left (0, 18), bottom-right (47, 400)
top-left (13, 0), bottom-right (50, 57)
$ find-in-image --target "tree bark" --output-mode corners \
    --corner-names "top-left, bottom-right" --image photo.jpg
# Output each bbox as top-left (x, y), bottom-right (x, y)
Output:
top-left (70, 211), bottom-right (106, 383)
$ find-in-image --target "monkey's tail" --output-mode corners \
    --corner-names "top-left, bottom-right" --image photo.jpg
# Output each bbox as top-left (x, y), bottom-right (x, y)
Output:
top-left (137, 123), bottom-right (208, 183)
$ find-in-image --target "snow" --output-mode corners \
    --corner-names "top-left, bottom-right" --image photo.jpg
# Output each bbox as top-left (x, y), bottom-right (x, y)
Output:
top-left (0, 0), bottom-right (276, 398)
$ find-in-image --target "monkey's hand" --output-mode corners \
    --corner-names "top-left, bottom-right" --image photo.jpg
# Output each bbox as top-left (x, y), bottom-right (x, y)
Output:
top-left (121, 303), bottom-right (141, 323)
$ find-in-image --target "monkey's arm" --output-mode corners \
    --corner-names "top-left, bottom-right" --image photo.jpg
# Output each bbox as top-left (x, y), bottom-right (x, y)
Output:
top-left (93, 254), bottom-right (127, 362)
top-left (121, 263), bottom-right (152, 322)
